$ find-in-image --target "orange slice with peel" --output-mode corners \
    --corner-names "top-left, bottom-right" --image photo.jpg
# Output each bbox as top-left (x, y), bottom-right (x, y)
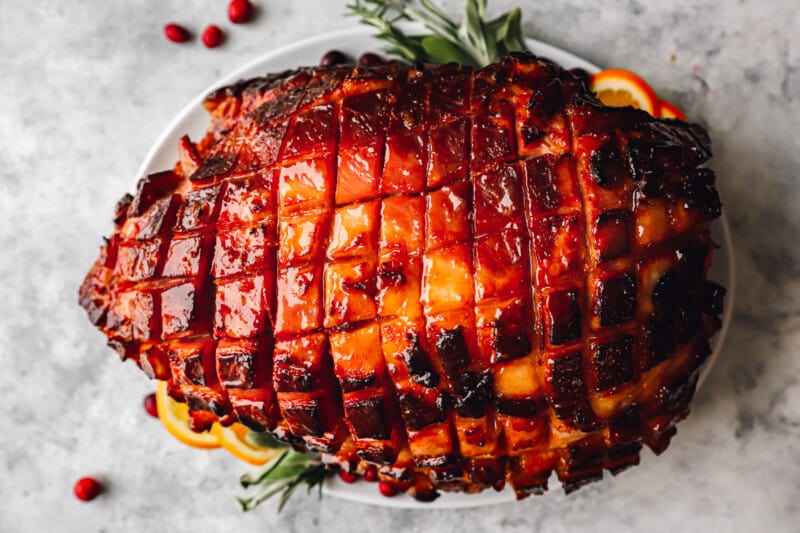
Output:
top-left (155, 380), bottom-right (220, 449)
top-left (212, 422), bottom-right (283, 466)
top-left (658, 99), bottom-right (687, 120)
top-left (591, 68), bottom-right (660, 116)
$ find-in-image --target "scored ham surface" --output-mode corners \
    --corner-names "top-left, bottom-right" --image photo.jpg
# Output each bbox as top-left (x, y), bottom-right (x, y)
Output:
top-left (79, 53), bottom-right (724, 500)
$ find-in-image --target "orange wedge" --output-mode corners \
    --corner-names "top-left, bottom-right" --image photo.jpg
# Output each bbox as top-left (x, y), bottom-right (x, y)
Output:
top-left (155, 380), bottom-right (221, 449)
top-left (211, 423), bottom-right (283, 466)
top-left (591, 68), bottom-right (660, 116)
top-left (658, 99), bottom-right (687, 120)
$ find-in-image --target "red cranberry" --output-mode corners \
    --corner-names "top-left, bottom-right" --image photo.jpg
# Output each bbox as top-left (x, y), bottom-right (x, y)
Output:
top-left (363, 464), bottom-right (378, 482)
top-left (378, 481), bottom-right (398, 497)
top-left (338, 469), bottom-right (358, 484)
top-left (164, 23), bottom-right (191, 43)
top-left (358, 52), bottom-right (384, 66)
top-left (202, 25), bottom-right (224, 48)
top-left (74, 477), bottom-right (103, 502)
top-left (320, 50), bottom-right (349, 67)
top-left (228, 0), bottom-right (255, 24)
top-left (143, 393), bottom-right (158, 418)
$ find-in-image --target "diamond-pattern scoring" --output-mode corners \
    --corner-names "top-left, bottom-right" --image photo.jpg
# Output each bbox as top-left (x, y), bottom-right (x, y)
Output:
top-left (79, 55), bottom-right (723, 499)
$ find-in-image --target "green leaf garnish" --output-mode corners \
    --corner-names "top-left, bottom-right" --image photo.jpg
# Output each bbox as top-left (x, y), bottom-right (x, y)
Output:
top-left (420, 35), bottom-right (475, 65)
top-left (346, 0), bottom-right (529, 67)
top-left (237, 448), bottom-right (334, 512)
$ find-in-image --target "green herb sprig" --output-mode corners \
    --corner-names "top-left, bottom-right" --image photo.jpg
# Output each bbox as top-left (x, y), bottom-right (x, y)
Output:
top-left (236, 431), bottom-right (334, 512)
top-left (346, 0), bottom-right (528, 67)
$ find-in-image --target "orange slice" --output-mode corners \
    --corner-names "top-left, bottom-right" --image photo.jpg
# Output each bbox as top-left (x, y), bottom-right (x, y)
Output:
top-left (211, 423), bottom-right (283, 466)
top-left (658, 99), bottom-right (687, 120)
top-left (591, 68), bottom-right (660, 116)
top-left (155, 380), bottom-right (221, 449)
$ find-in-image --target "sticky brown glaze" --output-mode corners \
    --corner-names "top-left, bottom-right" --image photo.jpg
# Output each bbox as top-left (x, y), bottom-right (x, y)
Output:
top-left (79, 54), bottom-right (724, 500)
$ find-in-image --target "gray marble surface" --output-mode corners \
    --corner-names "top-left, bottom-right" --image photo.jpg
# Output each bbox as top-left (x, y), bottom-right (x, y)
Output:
top-left (1, 0), bottom-right (798, 531)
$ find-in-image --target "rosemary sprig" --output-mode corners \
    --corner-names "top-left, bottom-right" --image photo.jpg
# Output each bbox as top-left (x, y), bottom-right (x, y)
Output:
top-left (346, 0), bottom-right (528, 67)
top-left (236, 431), bottom-right (335, 512)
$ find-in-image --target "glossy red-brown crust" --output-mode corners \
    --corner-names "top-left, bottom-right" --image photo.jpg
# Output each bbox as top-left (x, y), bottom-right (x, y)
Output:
top-left (79, 53), bottom-right (724, 500)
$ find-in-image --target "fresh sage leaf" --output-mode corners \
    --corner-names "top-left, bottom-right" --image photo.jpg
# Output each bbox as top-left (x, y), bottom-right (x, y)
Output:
top-left (494, 7), bottom-right (525, 53)
top-left (421, 35), bottom-right (474, 65)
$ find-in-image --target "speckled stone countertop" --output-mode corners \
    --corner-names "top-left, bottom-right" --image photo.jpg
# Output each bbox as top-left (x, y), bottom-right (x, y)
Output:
top-left (1, 1), bottom-right (798, 531)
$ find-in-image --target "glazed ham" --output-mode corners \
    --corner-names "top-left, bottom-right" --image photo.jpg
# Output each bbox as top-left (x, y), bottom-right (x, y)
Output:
top-left (79, 53), bottom-right (724, 499)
